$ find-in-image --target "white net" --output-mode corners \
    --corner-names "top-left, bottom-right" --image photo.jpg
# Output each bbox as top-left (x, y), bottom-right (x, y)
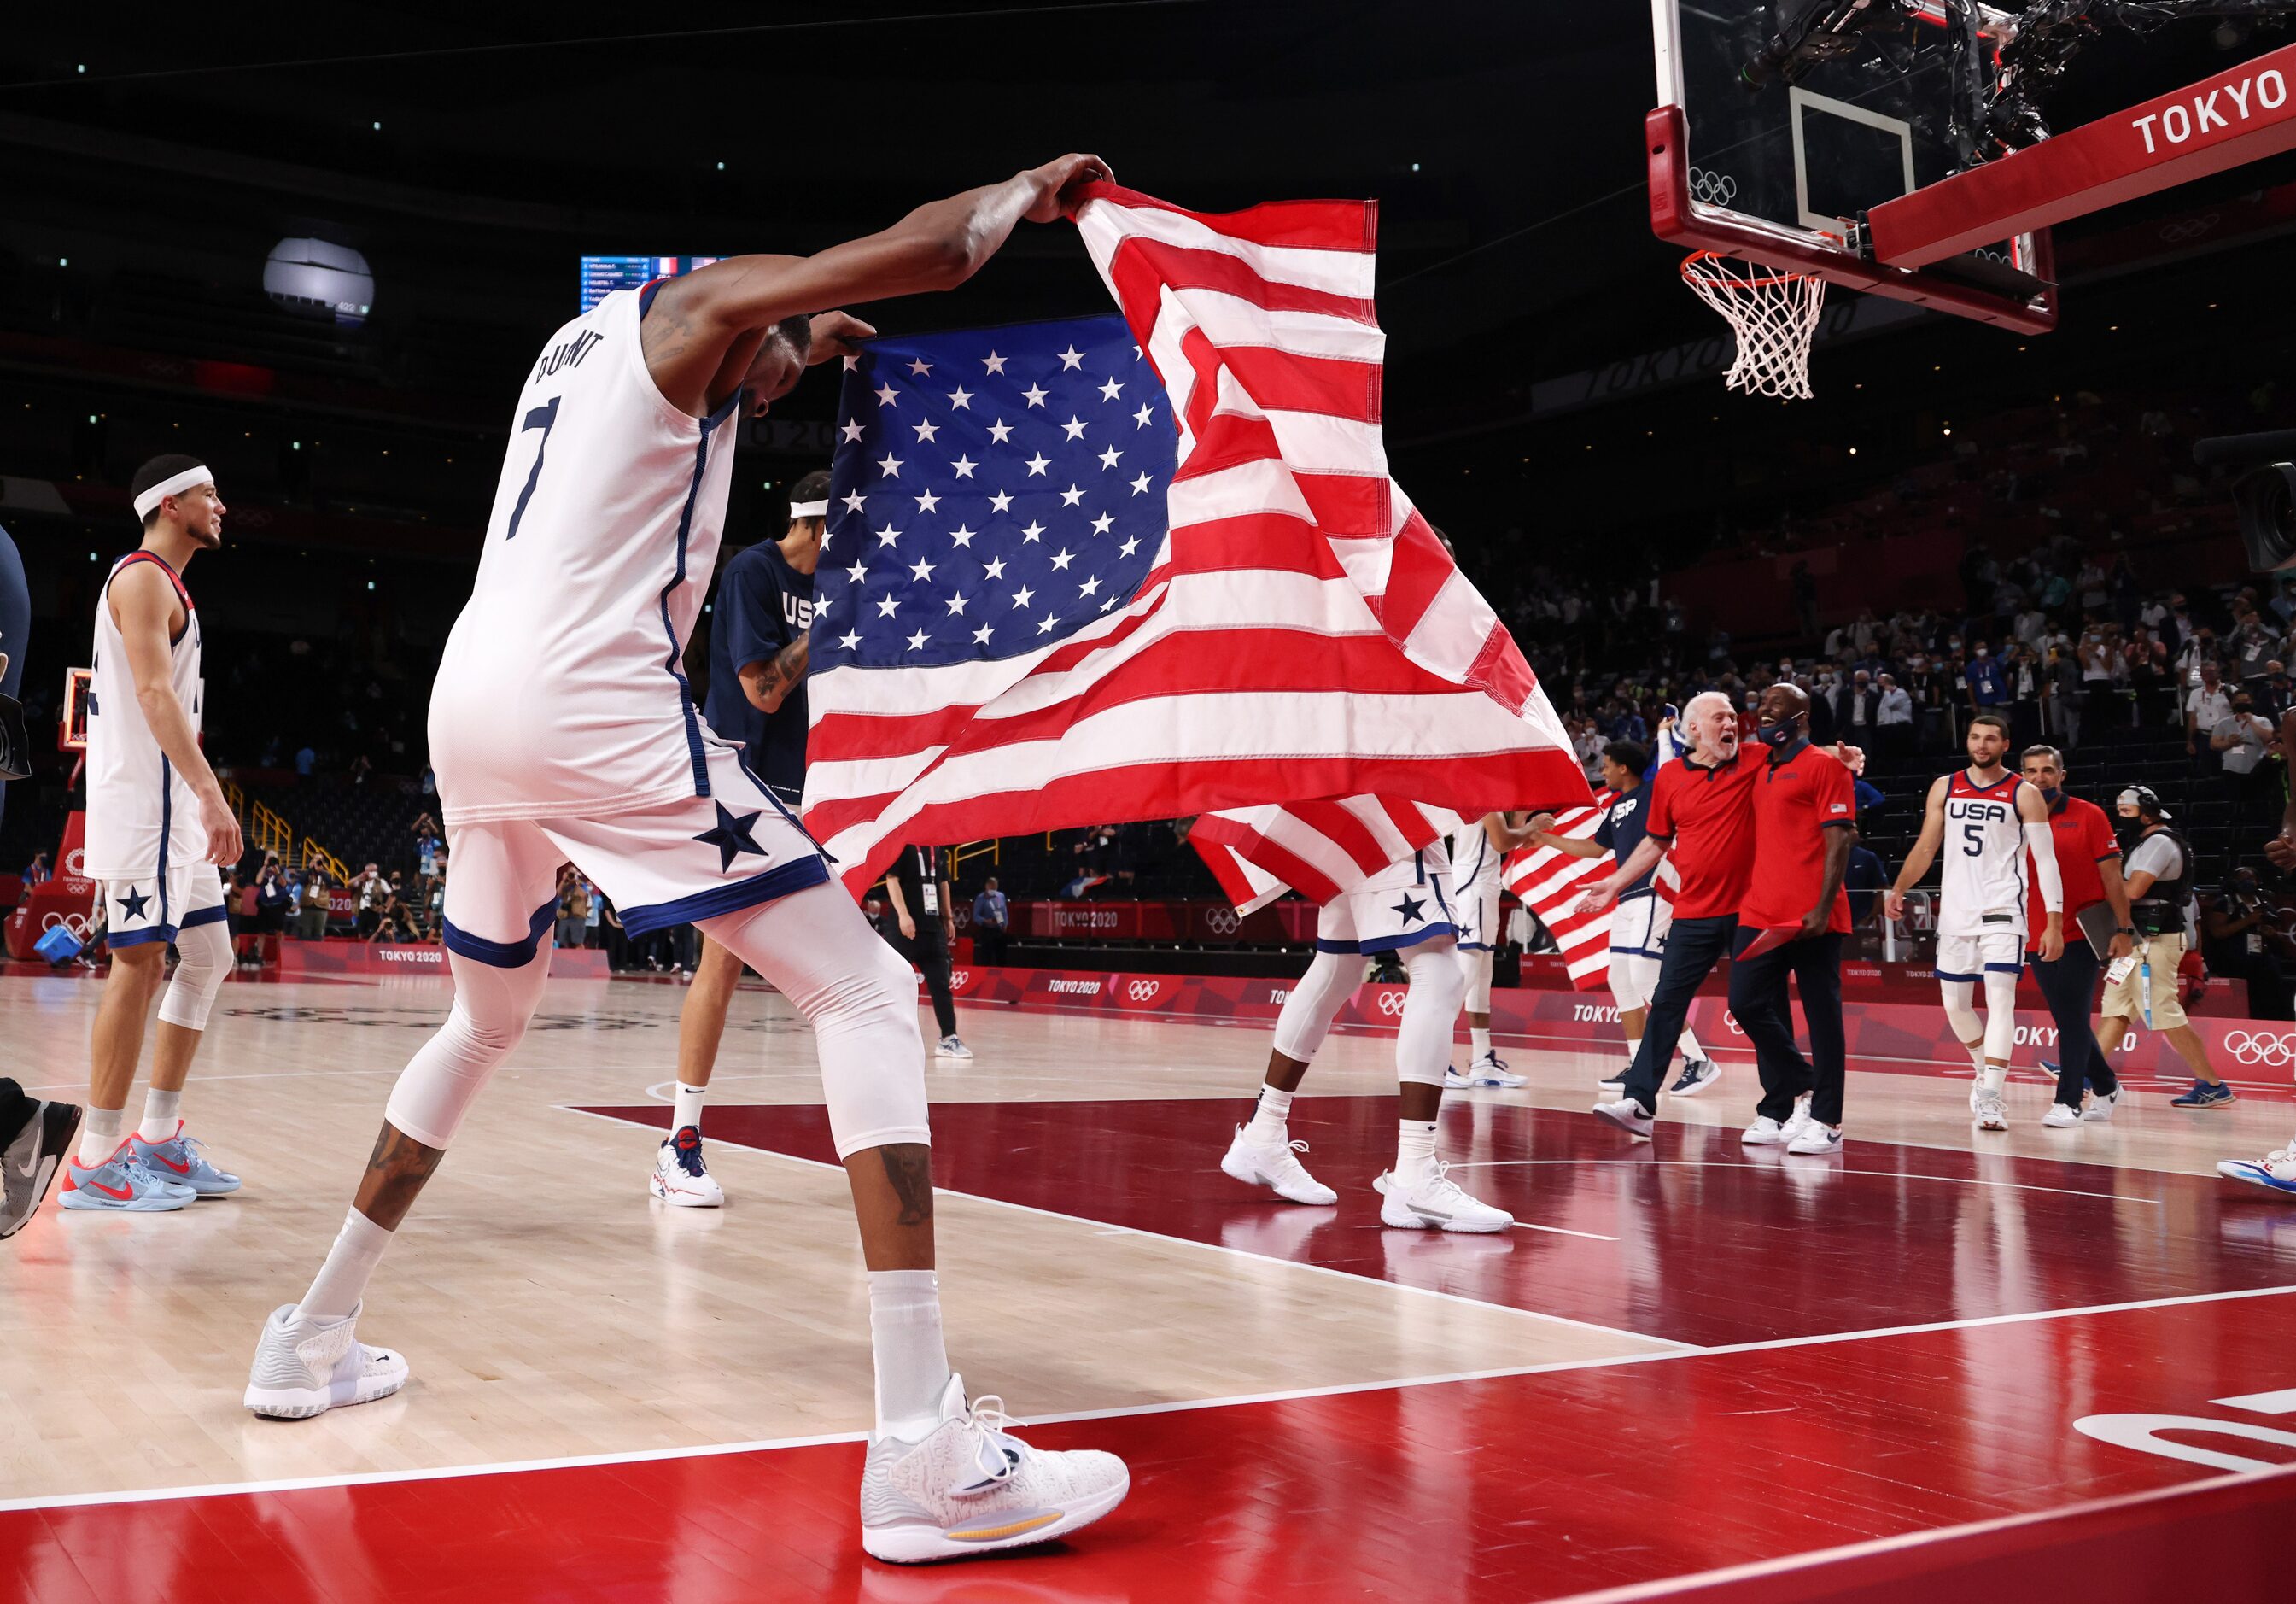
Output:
top-left (1680, 251), bottom-right (1827, 401)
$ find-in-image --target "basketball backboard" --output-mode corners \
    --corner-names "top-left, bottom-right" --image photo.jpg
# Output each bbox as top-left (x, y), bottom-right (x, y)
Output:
top-left (1649, 0), bottom-right (2058, 333)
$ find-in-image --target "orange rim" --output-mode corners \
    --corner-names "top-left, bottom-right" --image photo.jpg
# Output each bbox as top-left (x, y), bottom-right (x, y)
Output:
top-left (1680, 249), bottom-right (1823, 291)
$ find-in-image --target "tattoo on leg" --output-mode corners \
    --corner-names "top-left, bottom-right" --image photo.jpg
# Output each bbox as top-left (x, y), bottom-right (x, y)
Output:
top-left (878, 1144), bottom-right (934, 1227)
top-left (357, 1122), bottom-right (445, 1226)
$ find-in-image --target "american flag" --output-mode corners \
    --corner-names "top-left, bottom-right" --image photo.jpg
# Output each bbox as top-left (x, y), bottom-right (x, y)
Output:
top-left (802, 184), bottom-right (1586, 895)
top-left (1191, 798), bottom-right (1458, 915)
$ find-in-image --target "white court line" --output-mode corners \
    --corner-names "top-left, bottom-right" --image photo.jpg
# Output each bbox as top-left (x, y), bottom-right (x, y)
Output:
top-left (1448, 1157), bottom-right (2157, 1204)
top-left (1546, 1462), bottom-right (2296, 1604)
top-left (7, 1281), bottom-right (2290, 1517)
top-left (1512, 1221), bottom-right (1619, 1241)
top-left (554, 1105), bottom-right (1684, 1349)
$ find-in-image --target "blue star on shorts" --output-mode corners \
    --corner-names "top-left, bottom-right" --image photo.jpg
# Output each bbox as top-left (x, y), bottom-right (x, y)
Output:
top-left (1390, 893), bottom-right (1426, 926)
top-left (116, 886), bottom-right (151, 922)
top-left (692, 802), bottom-right (768, 874)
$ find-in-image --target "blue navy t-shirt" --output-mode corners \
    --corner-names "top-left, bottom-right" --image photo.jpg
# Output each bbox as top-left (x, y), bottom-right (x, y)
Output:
top-left (1593, 785), bottom-right (1658, 900)
top-left (704, 541), bottom-right (813, 803)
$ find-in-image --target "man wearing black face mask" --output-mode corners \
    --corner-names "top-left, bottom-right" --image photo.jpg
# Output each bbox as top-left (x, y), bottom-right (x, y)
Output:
top-left (2018, 746), bottom-right (2134, 1124)
top-left (1730, 683), bottom-right (1859, 1155)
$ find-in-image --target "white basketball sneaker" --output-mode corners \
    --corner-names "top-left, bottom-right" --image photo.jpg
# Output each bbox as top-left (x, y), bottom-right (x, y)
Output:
top-left (1446, 1051), bottom-right (1525, 1089)
top-left (1592, 1096), bottom-right (1656, 1140)
top-left (936, 1035), bottom-right (974, 1062)
top-left (1786, 1122), bottom-right (1844, 1156)
top-left (2083, 1088), bottom-right (2122, 1123)
top-left (1741, 1115), bottom-right (1787, 1147)
top-left (1373, 1159), bottom-right (1513, 1232)
top-left (2217, 1144), bottom-right (2296, 1195)
top-left (243, 1302), bottom-right (409, 1420)
top-left (1973, 1088), bottom-right (2010, 1132)
top-left (1776, 1095), bottom-right (1815, 1149)
top-left (650, 1126), bottom-right (725, 1207)
top-left (2041, 1103), bottom-right (2082, 1128)
top-left (1220, 1125), bottom-right (1337, 1205)
top-left (859, 1374), bottom-right (1129, 1564)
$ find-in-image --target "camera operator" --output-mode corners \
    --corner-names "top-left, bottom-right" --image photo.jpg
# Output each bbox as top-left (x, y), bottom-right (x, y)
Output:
top-left (2202, 868), bottom-right (2295, 1021)
top-left (254, 854), bottom-right (290, 969)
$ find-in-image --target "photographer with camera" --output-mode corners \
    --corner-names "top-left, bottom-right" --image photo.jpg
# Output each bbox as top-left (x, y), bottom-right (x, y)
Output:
top-left (2202, 868), bottom-right (2295, 1021)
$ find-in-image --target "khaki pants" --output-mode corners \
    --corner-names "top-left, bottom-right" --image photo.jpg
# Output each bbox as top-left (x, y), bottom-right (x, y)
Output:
top-left (2100, 931), bottom-right (2188, 1032)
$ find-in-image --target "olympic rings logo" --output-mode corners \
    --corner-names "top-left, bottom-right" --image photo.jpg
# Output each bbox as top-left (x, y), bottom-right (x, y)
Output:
top-left (1127, 980), bottom-right (1162, 1001)
top-left (2157, 214), bottom-right (2220, 243)
top-left (1205, 908), bottom-right (1240, 934)
top-left (39, 911), bottom-right (92, 938)
top-left (949, 970), bottom-right (970, 989)
top-left (1722, 1009), bottom-right (1745, 1036)
top-left (1688, 166), bottom-right (1739, 208)
top-left (2223, 1030), bottom-right (2296, 1068)
top-left (1376, 989), bottom-right (1408, 1017)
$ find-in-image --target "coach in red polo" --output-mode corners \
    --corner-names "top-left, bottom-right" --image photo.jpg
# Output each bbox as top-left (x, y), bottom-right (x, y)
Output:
top-left (2018, 744), bottom-right (2135, 1121)
top-left (1582, 691), bottom-right (1760, 1134)
top-left (1730, 683), bottom-right (1858, 1155)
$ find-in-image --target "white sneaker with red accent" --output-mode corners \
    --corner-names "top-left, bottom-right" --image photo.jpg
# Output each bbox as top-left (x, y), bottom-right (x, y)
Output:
top-left (859, 1374), bottom-right (1129, 1564)
top-left (649, 1127), bottom-right (724, 1207)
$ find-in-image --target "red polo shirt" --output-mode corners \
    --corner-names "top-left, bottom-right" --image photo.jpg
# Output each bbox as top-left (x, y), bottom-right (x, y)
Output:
top-left (1738, 741), bottom-right (1857, 934)
top-left (2026, 791), bottom-right (2118, 940)
top-left (1644, 752), bottom-right (1761, 920)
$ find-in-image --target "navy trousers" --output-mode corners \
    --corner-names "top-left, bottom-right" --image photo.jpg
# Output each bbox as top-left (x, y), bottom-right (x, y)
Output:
top-left (2030, 940), bottom-right (2116, 1107)
top-left (1725, 928), bottom-right (1846, 1126)
top-left (1621, 914), bottom-right (1738, 1114)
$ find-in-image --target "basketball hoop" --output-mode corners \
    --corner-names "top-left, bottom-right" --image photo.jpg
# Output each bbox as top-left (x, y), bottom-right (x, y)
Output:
top-left (1680, 250), bottom-right (1826, 401)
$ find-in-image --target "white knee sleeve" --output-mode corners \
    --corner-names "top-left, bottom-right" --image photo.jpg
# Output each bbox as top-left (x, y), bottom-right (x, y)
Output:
top-left (1940, 978), bottom-right (1983, 1048)
top-left (1272, 950), bottom-right (1359, 1063)
top-left (155, 920), bottom-right (231, 1033)
top-left (383, 947), bottom-right (551, 1148)
top-left (704, 882), bottom-right (929, 1159)
top-left (1454, 941), bottom-right (1493, 1016)
top-left (1397, 942), bottom-right (1466, 1087)
top-left (1610, 953), bottom-right (1656, 1016)
top-left (1983, 969), bottom-right (2020, 1061)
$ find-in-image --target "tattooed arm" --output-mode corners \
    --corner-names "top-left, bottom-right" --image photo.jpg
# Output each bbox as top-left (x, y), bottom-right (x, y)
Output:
top-left (738, 632), bottom-right (810, 717)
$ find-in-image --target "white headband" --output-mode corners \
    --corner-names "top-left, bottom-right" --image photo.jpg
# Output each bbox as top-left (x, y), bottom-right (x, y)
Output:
top-left (132, 465), bottom-right (214, 519)
top-left (789, 499), bottom-right (828, 519)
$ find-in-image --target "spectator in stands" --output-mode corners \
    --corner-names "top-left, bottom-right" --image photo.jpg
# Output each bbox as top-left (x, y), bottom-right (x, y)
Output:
top-left (352, 863), bottom-right (383, 939)
top-left (585, 884), bottom-right (603, 948)
top-left (2186, 659), bottom-right (2233, 767)
top-left (2262, 660), bottom-right (2295, 720)
top-left (254, 856), bottom-right (289, 968)
top-left (1961, 641), bottom-right (2008, 718)
top-left (373, 883), bottom-right (418, 944)
top-left (971, 877), bottom-right (1009, 965)
top-left (2006, 645), bottom-right (2044, 752)
top-left (557, 869), bottom-right (591, 951)
top-left (2124, 627), bottom-right (2171, 728)
top-left (412, 812), bottom-right (441, 878)
top-left (294, 743), bottom-right (315, 779)
top-left (2201, 869), bottom-right (2295, 1022)
top-left (2044, 643), bottom-right (2084, 752)
top-left (1875, 673), bottom-right (1913, 758)
top-left (1833, 670), bottom-right (1878, 747)
top-left (2174, 624), bottom-right (2217, 685)
top-left (2233, 615), bottom-right (2277, 690)
top-left (2212, 692), bottom-right (2278, 829)
top-left (424, 866), bottom-right (447, 942)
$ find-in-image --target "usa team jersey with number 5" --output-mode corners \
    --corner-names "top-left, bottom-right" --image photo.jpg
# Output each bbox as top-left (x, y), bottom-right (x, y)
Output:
top-left (1937, 770), bottom-right (2030, 939)
top-left (429, 286), bottom-right (744, 826)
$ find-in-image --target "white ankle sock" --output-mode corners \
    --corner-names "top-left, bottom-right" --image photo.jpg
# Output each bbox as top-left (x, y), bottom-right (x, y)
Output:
top-left (1247, 1085), bottom-right (1293, 1144)
top-left (297, 1209), bottom-right (394, 1321)
top-left (673, 1081), bottom-right (708, 1135)
top-left (1981, 1063), bottom-right (2008, 1096)
top-left (137, 1088), bottom-right (181, 1143)
top-left (77, 1108), bottom-right (124, 1167)
top-left (1680, 1029), bottom-right (1707, 1063)
top-left (1966, 1043), bottom-right (1989, 1074)
top-left (868, 1269), bottom-right (950, 1443)
top-left (1469, 1027), bottom-right (1491, 1059)
top-left (1395, 1118), bottom-right (1438, 1177)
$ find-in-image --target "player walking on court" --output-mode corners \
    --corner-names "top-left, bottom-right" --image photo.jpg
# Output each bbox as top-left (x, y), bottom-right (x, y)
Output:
top-left (244, 155), bottom-right (1133, 1566)
top-left (1445, 812), bottom-right (1528, 1088)
top-left (651, 470), bottom-right (830, 1208)
top-left (61, 455), bottom-right (244, 1214)
top-left (1518, 739), bottom-right (1719, 1099)
top-left (1223, 841), bottom-right (1516, 1232)
top-left (1884, 713), bottom-right (2064, 1132)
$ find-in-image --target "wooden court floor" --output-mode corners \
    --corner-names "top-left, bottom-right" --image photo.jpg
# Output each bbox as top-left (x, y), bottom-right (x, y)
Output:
top-left (2, 972), bottom-right (2293, 1601)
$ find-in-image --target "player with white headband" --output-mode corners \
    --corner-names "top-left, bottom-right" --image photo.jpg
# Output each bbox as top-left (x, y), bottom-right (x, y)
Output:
top-left (59, 454), bottom-right (247, 1215)
top-left (651, 470), bottom-right (832, 1206)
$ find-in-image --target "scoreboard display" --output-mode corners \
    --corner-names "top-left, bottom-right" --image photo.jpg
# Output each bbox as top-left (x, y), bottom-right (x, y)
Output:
top-left (579, 256), bottom-right (720, 313)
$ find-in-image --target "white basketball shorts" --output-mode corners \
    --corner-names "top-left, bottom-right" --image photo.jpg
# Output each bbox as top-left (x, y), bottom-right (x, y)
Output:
top-left (1935, 929), bottom-right (2025, 981)
top-left (439, 744), bottom-right (827, 968)
top-left (1315, 845), bottom-right (1458, 956)
top-left (102, 861), bottom-right (226, 951)
top-left (1450, 864), bottom-right (1504, 952)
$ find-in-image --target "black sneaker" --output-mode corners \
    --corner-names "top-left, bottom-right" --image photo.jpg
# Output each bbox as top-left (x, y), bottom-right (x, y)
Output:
top-left (2, 1099), bottom-right (85, 1239)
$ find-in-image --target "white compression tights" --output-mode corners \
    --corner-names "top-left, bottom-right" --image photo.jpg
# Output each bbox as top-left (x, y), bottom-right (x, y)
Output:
top-left (1453, 941), bottom-right (1493, 1016)
top-left (1398, 942), bottom-right (1466, 1087)
top-left (1271, 949), bottom-right (1360, 1063)
top-left (155, 919), bottom-right (231, 1033)
top-left (1940, 972), bottom-right (2021, 1062)
top-left (383, 880), bottom-right (928, 1158)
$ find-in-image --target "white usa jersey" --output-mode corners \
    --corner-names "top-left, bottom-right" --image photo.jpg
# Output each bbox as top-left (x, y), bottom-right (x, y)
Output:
top-left (83, 553), bottom-right (207, 881)
top-left (429, 286), bottom-right (745, 826)
top-left (1937, 770), bottom-right (2029, 939)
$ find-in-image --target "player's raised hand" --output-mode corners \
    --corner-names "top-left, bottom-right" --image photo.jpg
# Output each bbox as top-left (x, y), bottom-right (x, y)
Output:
top-left (1024, 154), bottom-right (1113, 222)
top-left (1576, 881), bottom-right (1618, 917)
top-left (806, 312), bottom-right (874, 366)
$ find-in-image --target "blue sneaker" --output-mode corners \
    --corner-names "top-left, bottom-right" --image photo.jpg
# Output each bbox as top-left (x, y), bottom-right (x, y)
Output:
top-left (2217, 1145), bottom-right (2296, 1194)
top-left (2038, 1057), bottom-right (2060, 1075)
top-left (2170, 1080), bottom-right (2236, 1109)
top-left (58, 1146), bottom-right (191, 1212)
top-left (131, 1122), bottom-right (241, 1196)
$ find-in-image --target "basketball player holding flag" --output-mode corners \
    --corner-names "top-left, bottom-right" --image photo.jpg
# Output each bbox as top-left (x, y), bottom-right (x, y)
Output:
top-left (1884, 713), bottom-right (2063, 1132)
top-left (61, 455), bottom-right (244, 1214)
top-left (244, 155), bottom-right (1134, 1566)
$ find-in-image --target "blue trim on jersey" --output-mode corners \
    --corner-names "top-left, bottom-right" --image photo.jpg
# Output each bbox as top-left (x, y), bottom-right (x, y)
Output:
top-left (1984, 961), bottom-right (2025, 975)
top-left (1458, 943), bottom-right (1491, 952)
top-left (1358, 921), bottom-right (1458, 955)
top-left (1934, 968), bottom-right (1980, 981)
top-left (1314, 936), bottom-right (1361, 955)
top-left (442, 899), bottom-right (558, 969)
top-left (156, 756), bottom-right (172, 930)
top-left (619, 853), bottom-right (829, 937)
top-left (662, 412), bottom-right (738, 803)
top-left (1610, 945), bottom-right (1666, 958)
top-left (179, 904), bottom-right (229, 930)
top-left (108, 926), bottom-right (177, 948)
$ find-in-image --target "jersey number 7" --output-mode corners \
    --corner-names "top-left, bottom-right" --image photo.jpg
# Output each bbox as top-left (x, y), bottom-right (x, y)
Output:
top-left (505, 396), bottom-right (562, 541)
